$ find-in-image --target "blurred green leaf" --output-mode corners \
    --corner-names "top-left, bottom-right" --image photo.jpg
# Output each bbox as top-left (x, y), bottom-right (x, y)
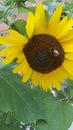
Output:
top-left (0, 66), bottom-right (48, 123)
top-left (0, 64), bottom-right (8, 69)
top-left (0, 11), bottom-right (3, 16)
top-left (0, 66), bottom-right (73, 130)
top-left (0, 4), bottom-right (13, 19)
top-left (64, 2), bottom-right (73, 10)
top-left (68, 80), bottom-right (73, 89)
top-left (27, 0), bottom-right (35, 2)
top-left (11, 20), bottom-right (26, 35)
top-left (67, 79), bottom-right (73, 97)
top-left (18, 7), bottom-right (27, 14)
top-left (43, 0), bottom-right (53, 5)
top-left (64, 2), bottom-right (73, 17)
top-left (18, 6), bottom-right (35, 14)
top-left (35, 119), bottom-right (49, 130)
top-left (0, 124), bottom-right (20, 130)
top-left (45, 10), bottom-right (50, 21)
top-left (56, 0), bottom-right (61, 2)
top-left (0, 111), bottom-right (20, 130)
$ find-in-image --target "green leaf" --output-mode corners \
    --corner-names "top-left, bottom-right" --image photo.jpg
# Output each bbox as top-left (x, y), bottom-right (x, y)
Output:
top-left (0, 64), bottom-right (7, 69)
top-left (67, 79), bottom-right (73, 97)
top-left (56, 0), bottom-right (61, 2)
top-left (28, 0), bottom-right (35, 2)
top-left (0, 125), bottom-right (20, 130)
top-left (18, 7), bottom-right (35, 14)
top-left (18, 7), bottom-right (27, 14)
top-left (0, 67), bottom-right (48, 123)
top-left (11, 20), bottom-right (26, 35)
top-left (0, 111), bottom-right (20, 130)
top-left (35, 120), bottom-right (49, 130)
top-left (0, 66), bottom-right (73, 130)
top-left (45, 10), bottom-right (50, 22)
top-left (43, 0), bottom-right (53, 5)
top-left (64, 2), bottom-right (73, 10)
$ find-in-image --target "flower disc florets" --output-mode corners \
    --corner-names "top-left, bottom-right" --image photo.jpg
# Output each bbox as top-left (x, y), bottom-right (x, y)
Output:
top-left (23, 34), bottom-right (64, 74)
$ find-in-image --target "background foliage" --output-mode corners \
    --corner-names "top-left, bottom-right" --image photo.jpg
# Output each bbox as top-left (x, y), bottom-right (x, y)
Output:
top-left (0, 0), bottom-right (73, 130)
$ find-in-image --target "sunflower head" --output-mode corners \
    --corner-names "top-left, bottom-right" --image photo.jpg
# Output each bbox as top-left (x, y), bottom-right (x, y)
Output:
top-left (23, 34), bottom-right (64, 74)
top-left (0, 3), bottom-right (73, 91)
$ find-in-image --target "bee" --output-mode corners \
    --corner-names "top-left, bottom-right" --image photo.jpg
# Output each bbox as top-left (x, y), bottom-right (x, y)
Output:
top-left (50, 48), bottom-right (59, 56)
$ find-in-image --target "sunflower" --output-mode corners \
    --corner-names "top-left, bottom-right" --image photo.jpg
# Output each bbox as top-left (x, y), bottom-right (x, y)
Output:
top-left (0, 4), bottom-right (73, 91)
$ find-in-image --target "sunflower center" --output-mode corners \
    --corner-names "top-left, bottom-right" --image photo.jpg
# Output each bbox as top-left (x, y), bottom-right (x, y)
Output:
top-left (23, 34), bottom-right (64, 74)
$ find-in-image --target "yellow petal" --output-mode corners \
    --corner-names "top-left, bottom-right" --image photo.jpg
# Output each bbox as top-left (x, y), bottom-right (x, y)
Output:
top-left (65, 52), bottom-right (73, 60)
top-left (26, 12), bottom-right (35, 38)
top-left (0, 36), bottom-right (19, 45)
top-left (59, 30), bottom-right (73, 42)
top-left (63, 44), bottom-right (73, 52)
top-left (45, 74), bottom-right (52, 91)
top-left (48, 66), bottom-right (69, 90)
top-left (52, 76), bottom-right (61, 91)
top-left (46, 4), bottom-right (62, 35)
top-left (57, 21), bottom-right (73, 39)
top-left (60, 39), bottom-right (73, 46)
top-left (2, 53), bottom-right (17, 64)
top-left (22, 67), bottom-right (32, 82)
top-left (13, 60), bottom-right (29, 73)
top-left (52, 67), bottom-right (66, 82)
top-left (39, 74), bottom-right (46, 90)
top-left (0, 46), bottom-right (22, 57)
top-left (66, 17), bottom-right (73, 24)
top-left (8, 30), bottom-right (27, 43)
top-left (37, 73), bottom-right (45, 90)
top-left (32, 71), bottom-right (38, 86)
top-left (35, 3), bottom-right (46, 34)
top-left (0, 36), bottom-right (27, 46)
top-left (54, 16), bottom-right (68, 37)
top-left (48, 72), bottom-right (60, 90)
top-left (63, 59), bottom-right (73, 76)
top-left (16, 52), bottom-right (25, 63)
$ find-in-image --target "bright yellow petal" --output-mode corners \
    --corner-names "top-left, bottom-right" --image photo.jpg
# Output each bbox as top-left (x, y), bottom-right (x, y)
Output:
top-left (35, 3), bottom-right (46, 34)
top-left (65, 52), bottom-right (73, 60)
top-left (13, 60), bottom-right (29, 73)
top-left (0, 46), bottom-right (22, 57)
top-left (57, 21), bottom-right (73, 39)
top-left (54, 16), bottom-right (68, 37)
top-left (46, 4), bottom-right (62, 35)
top-left (0, 36), bottom-right (19, 45)
top-left (26, 12), bottom-right (35, 38)
top-left (52, 76), bottom-right (61, 91)
top-left (0, 36), bottom-right (27, 46)
top-left (63, 44), bottom-right (73, 52)
top-left (8, 30), bottom-right (27, 44)
top-left (45, 74), bottom-right (52, 91)
top-left (22, 67), bottom-right (32, 82)
top-left (66, 17), bottom-right (73, 24)
top-left (0, 30), bottom-right (27, 45)
top-left (50, 71), bottom-right (62, 90)
top-left (39, 74), bottom-right (46, 91)
top-left (48, 66), bottom-right (69, 90)
top-left (59, 30), bottom-right (73, 43)
top-left (60, 39), bottom-right (73, 46)
top-left (54, 66), bottom-right (68, 80)
top-left (16, 52), bottom-right (25, 63)
top-left (37, 73), bottom-right (45, 90)
top-left (32, 71), bottom-right (38, 86)
top-left (2, 53), bottom-right (17, 64)
top-left (63, 59), bottom-right (73, 76)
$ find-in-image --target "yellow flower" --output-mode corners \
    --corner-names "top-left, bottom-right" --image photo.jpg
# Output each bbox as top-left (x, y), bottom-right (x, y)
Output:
top-left (0, 4), bottom-right (73, 91)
